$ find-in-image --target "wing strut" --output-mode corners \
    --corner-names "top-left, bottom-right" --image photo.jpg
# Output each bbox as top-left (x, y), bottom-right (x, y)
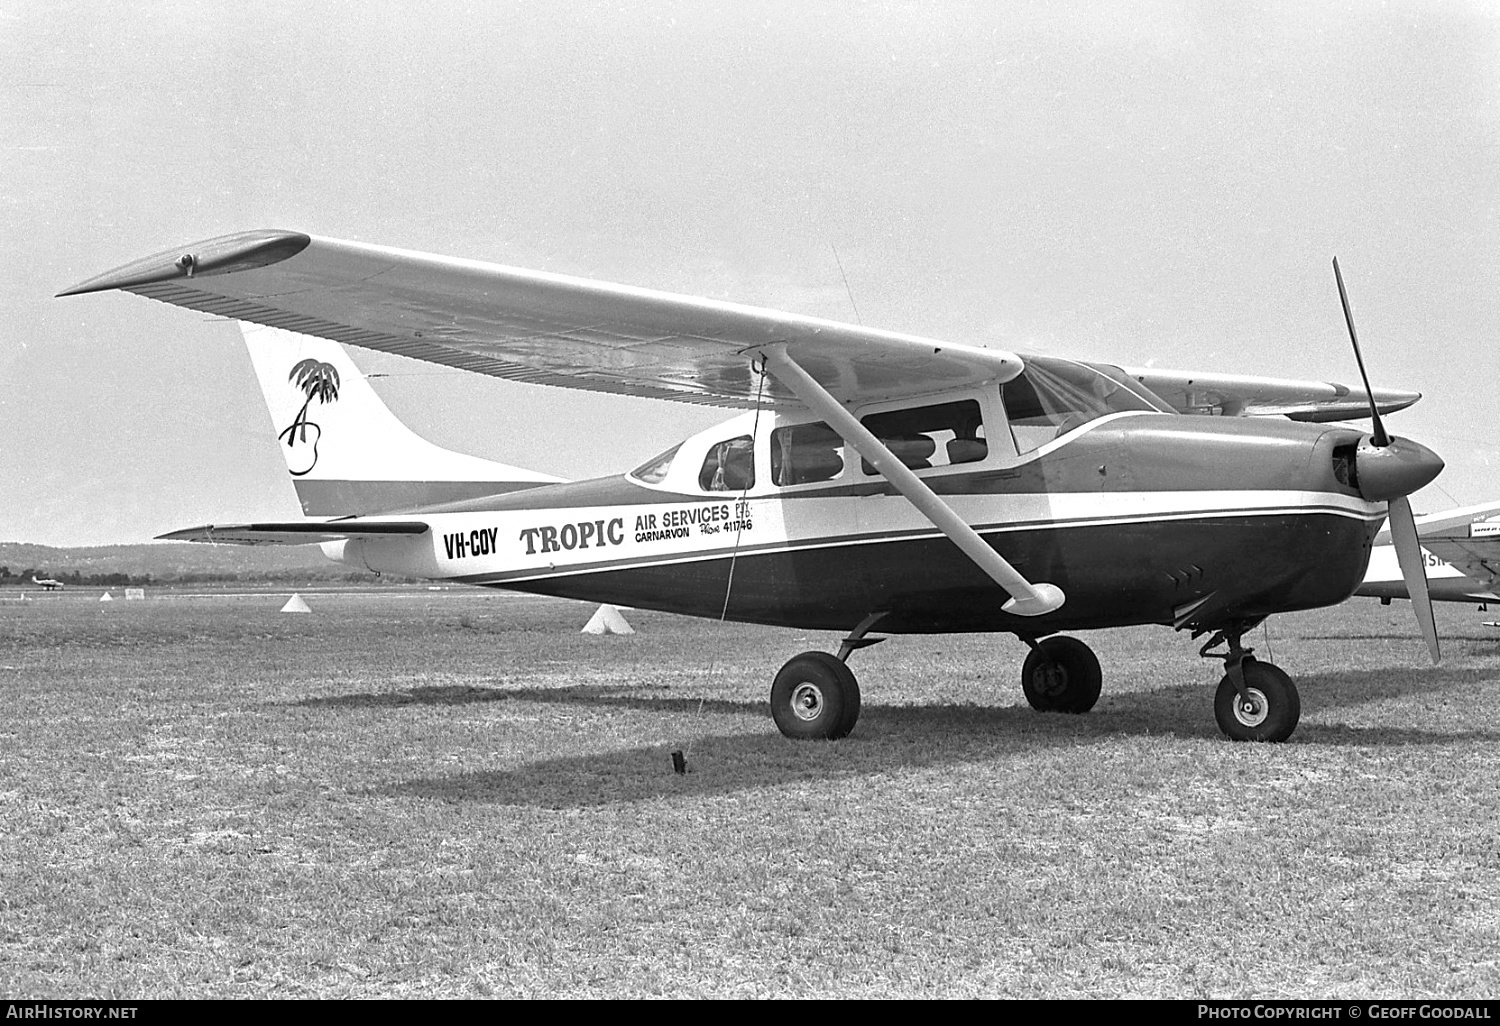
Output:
top-left (754, 344), bottom-right (1065, 616)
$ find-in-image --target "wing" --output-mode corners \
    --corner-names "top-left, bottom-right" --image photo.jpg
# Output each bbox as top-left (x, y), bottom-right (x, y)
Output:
top-left (60, 230), bottom-right (1021, 409)
top-left (61, 229), bottom-right (1420, 416)
top-left (158, 520), bottom-right (430, 547)
top-left (1421, 537), bottom-right (1500, 588)
top-left (1117, 366), bottom-right (1419, 422)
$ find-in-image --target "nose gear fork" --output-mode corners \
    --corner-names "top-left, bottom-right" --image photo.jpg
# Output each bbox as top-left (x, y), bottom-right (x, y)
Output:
top-left (1198, 623), bottom-right (1257, 703)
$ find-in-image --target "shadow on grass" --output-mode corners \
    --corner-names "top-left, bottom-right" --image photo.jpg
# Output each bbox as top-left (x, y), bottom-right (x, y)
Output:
top-left (294, 683), bottom-right (752, 718)
top-left (373, 673), bottom-right (1500, 808)
top-left (383, 703), bottom-right (1094, 809)
top-left (1297, 663), bottom-right (1499, 701)
top-left (1296, 632), bottom-right (1500, 645)
top-left (295, 657), bottom-right (1489, 722)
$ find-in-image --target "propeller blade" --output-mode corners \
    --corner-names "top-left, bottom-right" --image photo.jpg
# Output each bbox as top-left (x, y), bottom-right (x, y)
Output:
top-left (1333, 256), bottom-right (1390, 447)
top-left (1388, 494), bottom-right (1440, 663)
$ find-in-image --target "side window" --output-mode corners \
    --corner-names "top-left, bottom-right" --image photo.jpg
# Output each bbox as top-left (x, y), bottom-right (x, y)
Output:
top-left (630, 444), bottom-right (680, 485)
top-left (771, 422), bottom-right (844, 487)
top-left (698, 435), bottom-right (755, 492)
top-left (859, 400), bottom-right (987, 474)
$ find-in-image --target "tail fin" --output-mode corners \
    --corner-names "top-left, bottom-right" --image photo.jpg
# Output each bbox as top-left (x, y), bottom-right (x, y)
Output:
top-left (241, 322), bottom-right (561, 515)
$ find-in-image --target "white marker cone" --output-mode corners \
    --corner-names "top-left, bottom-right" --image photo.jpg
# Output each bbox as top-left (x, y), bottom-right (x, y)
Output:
top-left (281, 593), bottom-right (312, 613)
top-left (581, 604), bottom-right (633, 635)
top-left (99, 592), bottom-right (113, 602)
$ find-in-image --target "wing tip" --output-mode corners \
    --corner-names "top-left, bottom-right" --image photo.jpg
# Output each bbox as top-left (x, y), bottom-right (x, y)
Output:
top-left (155, 526), bottom-right (216, 543)
top-left (57, 229), bottom-right (312, 297)
top-left (1377, 390), bottom-right (1422, 415)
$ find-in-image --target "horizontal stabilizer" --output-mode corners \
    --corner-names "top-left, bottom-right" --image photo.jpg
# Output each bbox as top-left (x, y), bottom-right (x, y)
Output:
top-left (158, 521), bottom-right (430, 547)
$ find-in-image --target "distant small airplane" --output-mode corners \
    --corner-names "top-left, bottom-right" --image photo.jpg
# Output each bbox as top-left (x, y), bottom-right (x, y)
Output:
top-left (30, 575), bottom-right (64, 591)
top-left (61, 232), bottom-right (1445, 744)
top-left (1358, 501), bottom-right (1500, 609)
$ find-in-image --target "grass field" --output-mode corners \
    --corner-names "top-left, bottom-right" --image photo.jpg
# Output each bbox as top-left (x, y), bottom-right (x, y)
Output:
top-left (2, 588), bottom-right (1497, 998)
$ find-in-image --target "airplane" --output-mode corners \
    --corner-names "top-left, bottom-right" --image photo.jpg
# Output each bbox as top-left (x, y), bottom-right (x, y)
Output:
top-left (30, 575), bottom-right (64, 591)
top-left (60, 231), bottom-right (1445, 744)
top-left (1358, 501), bottom-right (1500, 609)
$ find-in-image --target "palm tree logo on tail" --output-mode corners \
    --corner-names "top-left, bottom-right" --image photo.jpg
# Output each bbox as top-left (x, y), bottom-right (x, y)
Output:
top-left (279, 359), bottom-right (340, 476)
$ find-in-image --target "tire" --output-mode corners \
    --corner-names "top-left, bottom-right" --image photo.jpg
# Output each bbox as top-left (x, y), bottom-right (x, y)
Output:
top-left (771, 652), bottom-right (861, 740)
top-left (1021, 636), bottom-right (1102, 713)
top-left (1214, 659), bottom-right (1300, 742)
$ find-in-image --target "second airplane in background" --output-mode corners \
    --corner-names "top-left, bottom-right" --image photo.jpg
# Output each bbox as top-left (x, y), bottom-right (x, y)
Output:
top-left (1359, 501), bottom-right (1500, 609)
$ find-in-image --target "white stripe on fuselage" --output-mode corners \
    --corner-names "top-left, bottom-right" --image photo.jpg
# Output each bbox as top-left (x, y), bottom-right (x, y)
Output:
top-left (329, 487), bottom-right (1384, 585)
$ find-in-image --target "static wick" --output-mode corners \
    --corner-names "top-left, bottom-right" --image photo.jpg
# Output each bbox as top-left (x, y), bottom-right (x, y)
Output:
top-left (671, 749), bottom-right (687, 775)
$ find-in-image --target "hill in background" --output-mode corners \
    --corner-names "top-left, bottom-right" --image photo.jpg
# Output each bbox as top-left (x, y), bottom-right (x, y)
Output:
top-left (0, 540), bottom-right (376, 584)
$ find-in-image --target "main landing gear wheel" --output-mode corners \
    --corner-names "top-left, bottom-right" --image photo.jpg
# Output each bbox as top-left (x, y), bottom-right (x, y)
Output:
top-left (771, 651), bottom-right (861, 740)
top-left (1214, 659), bottom-right (1300, 743)
top-left (1021, 636), bottom-right (1102, 714)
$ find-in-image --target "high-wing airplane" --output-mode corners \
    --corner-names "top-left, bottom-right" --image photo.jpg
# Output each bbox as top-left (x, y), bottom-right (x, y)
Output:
top-left (60, 232), bottom-right (1445, 743)
top-left (1358, 501), bottom-right (1500, 608)
top-left (30, 575), bottom-right (64, 591)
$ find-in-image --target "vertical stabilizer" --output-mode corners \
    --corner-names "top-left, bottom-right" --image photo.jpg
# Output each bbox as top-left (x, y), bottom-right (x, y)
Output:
top-left (241, 322), bottom-right (560, 515)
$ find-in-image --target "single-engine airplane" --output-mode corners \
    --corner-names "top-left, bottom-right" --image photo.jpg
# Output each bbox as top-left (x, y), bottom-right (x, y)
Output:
top-left (29, 575), bottom-right (64, 591)
top-left (61, 232), bottom-right (1445, 742)
top-left (1358, 501), bottom-right (1500, 609)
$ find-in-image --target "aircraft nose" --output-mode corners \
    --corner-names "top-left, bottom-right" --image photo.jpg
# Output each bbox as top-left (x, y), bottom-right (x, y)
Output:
top-left (1355, 435), bottom-right (1444, 502)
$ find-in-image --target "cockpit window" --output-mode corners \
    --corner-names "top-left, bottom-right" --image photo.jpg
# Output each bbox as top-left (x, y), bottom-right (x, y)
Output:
top-left (771, 422), bottom-right (844, 486)
top-left (630, 443), bottom-right (680, 485)
top-left (699, 435), bottom-right (755, 492)
top-left (1001, 356), bottom-right (1161, 454)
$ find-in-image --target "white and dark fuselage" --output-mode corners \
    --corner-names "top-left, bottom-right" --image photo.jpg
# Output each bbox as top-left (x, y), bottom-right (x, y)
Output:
top-left (328, 408), bottom-right (1389, 637)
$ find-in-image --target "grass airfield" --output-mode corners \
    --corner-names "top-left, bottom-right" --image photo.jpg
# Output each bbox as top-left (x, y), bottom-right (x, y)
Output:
top-left (1, 587), bottom-right (1497, 998)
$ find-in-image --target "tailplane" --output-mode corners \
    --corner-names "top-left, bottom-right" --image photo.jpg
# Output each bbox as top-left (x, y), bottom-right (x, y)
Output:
top-left (241, 322), bottom-right (560, 515)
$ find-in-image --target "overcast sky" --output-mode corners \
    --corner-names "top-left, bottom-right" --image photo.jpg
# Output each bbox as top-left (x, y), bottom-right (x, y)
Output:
top-left (3, 1), bottom-right (1497, 546)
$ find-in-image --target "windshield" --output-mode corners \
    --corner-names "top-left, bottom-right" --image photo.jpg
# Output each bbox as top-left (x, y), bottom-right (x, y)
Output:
top-left (1001, 356), bottom-right (1163, 453)
top-left (1092, 364), bottom-right (1175, 412)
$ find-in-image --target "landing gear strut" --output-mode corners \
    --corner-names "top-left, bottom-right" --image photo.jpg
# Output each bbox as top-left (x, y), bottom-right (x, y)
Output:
top-left (1020, 635), bottom-right (1103, 713)
top-left (1200, 625), bottom-right (1300, 742)
top-left (770, 613), bottom-right (886, 740)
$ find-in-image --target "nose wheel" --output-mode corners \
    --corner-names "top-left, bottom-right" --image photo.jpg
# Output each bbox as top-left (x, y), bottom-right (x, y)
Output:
top-left (1213, 658), bottom-right (1300, 742)
top-left (1201, 627), bottom-right (1301, 742)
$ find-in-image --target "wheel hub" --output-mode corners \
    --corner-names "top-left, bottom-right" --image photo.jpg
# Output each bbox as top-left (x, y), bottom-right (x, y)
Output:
top-left (790, 682), bottom-right (825, 722)
top-left (1035, 663), bottom-right (1067, 697)
top-left (1233, 687), bottom-right (1269, 728)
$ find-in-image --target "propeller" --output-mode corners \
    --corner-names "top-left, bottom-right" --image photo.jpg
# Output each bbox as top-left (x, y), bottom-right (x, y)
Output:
top-left (1333, 256), bottom-right (1440, 663)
